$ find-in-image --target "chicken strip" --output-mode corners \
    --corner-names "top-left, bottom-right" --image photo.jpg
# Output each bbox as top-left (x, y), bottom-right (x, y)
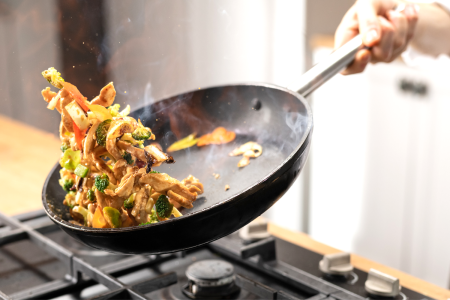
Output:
top-left (91, 82), bottom-right (116, 107)
top-left (113, 158), bottom-right (128, 181)
top-left (92, 146), bottom-right (117, 184)
top-left (139, 173), bottom-right (196, 208)
top-left (131, 186), bottom-right (150, 224)
top-left (84, 120), bottom-right (100, 160)
top-left (182, 175), bottom-right (204, 195)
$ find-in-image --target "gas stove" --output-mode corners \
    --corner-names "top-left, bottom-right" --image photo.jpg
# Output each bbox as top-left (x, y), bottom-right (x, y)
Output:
top-left (0, 210), bottom-right (431, 300)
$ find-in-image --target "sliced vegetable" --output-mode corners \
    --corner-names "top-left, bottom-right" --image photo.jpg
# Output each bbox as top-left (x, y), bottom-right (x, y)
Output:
top-left (96, 119), bottom-right (112, 147)
top-left (103, 207), bottom-right (122, 228)
top-left (94, 174), bottom-right (109, 193)
top-left (88, 104), bottom-right (112, 122)
top-left (59, 178), bottom-right (74, 192)
top-left (60, 149), bottom-right (81, 171)
top-left (155, 195), bottom-right (173, 219)
top-left (108, 104), bottom-right (121, 117)
top-left (197, 127), bottom-right (236, 147)
top-left (120, 133), bottom-right (144, 148)
top-left (167, 133), bottom-right (198, 152)
top-left (87, 189), bottom-right (96, 202)
top-left (73, 121), bottom-right (87, 150)
top-left (73, 206), bottom-right (88, 225)
top-left (63, 82), bottom-right (90, 112)
top-left (131, 127), bottom-right (151, 140)
top-left (122, 152), bottom-right (134, 165)
top-left (74, 164), bottom-right (90, 178)
top-left (47, 93), bottom-right (61, 110)
top-left (66, 101), bottom-right (89, 130)
top-left (64, 191), bottom-right (76, 207)
top-left (42, 67), bottom-right (65, 89)
top-left (171, 206), bottom-right (182, 218)
top-left (123, 193), bottom-right (135, 209)
top-left (60, 143), bottom-right (70, 153)
top-left (92, 207), bottom-right (110, 228)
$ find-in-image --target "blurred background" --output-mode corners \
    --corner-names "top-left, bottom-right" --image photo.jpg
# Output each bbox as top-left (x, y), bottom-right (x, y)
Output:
top-left (1, 0), bottom-right (450, 289)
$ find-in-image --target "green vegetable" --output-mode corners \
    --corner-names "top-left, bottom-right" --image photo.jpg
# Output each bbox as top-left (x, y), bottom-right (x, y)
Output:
top-left (59, 178), bottom-right (74, 192)
top-left (155, 195), bottom-right (173, 219)
top-left (60, 143), bottom-right (70, 153)
top-left (122, 152), bottom-right (134, 165)
top-left (103, 207), bottom-right (122, 228)
top-left (42, 67), bottom-right (65, 89)
top-left (108, 104), bottom-right (121, 117)
top-left (64, 191), bottom-right (76, 207)
top-left (74, 164), bottom-right (89, 178)
top-left (96, 119), bottom-right (112, 147)
top-left (167, 133), bottom-right (199, 152)
top-left (150, 170), bottom-right (160, 174)
top-left (123, 193), bottom-right (135, 209)
top-left (60, 149), bottom-right (81, 171)
top-left (94, 174), bottom-right (109, 193)
top-left (73, 206), bottom-right (88, 225)
top-left (138, 209), bottom-right (159, 225)
top-left (87, 189), bottom-right (96, 202)
top-left (131, 127), bottom-right (151, 140)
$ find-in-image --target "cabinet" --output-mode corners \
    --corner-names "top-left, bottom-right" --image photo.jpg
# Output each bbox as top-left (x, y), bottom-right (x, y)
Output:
top-left (310, 47), bottom-right (450, 288)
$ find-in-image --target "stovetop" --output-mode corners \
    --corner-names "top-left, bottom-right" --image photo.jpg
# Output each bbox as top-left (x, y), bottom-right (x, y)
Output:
top-left (0, 210), bottom-right (432, 300)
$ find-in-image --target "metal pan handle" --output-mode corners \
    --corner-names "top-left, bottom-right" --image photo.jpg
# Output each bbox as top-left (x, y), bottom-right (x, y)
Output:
top-left (287, 34), bottom-right (364, 98)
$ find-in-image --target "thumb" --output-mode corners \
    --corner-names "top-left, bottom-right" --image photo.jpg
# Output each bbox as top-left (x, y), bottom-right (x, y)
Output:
top-left (356, 1), bottom-right (381, 47)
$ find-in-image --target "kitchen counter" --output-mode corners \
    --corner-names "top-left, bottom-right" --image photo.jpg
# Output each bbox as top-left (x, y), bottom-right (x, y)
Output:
top-left (1, 114), bottom-right (449, 300)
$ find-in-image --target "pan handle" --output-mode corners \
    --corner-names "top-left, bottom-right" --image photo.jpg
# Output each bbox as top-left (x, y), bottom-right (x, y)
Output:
top-left (287, 34), bottom-right (364, 98)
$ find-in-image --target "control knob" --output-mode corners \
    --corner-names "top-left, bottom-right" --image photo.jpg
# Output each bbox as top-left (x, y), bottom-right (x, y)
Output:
top-left (365, 269), bottom-right (401, 297)
top-left (319, 252), bottom-right (353, 276)
top-left (239, 218), bottom-right (270, 242)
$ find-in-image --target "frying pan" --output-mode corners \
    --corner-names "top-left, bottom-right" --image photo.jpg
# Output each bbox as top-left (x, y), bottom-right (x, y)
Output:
top-left (42, 36), bottom-right (363, 254)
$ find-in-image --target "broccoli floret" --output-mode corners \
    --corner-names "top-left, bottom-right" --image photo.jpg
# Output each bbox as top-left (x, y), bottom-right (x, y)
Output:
top-left (155, 195), bottom-right (173, 219)
top-left (150, 170), bottom-right (160, 174)
top-left (131, 127), bottom-right (152, 141)
top-left (123, 193), bottom-right (135, 209)
top-left (122, 152), bottom-right (134, 165)
top-left (139, 210), bottom-right (159, 225)
top-left (64, 191), bottom-right (76, 208)
top-left (59, 178), bottom-right (74, 192)
top-left (42, 67), bottom-right (65, 89)
top-left (94, 174), bottom-right (109, 193)
top-left (60, 143), bottom-right (70, 153)
top-left (87, 189), bottom-right (96, 202)
top-left (108, 104), bottom-right (121, 117)
top-left (96, 119), bottom-right (112, 147)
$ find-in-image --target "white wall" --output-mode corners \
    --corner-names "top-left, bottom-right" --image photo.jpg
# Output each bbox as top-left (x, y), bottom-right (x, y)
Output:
top-left (310, 46), bottom-right (450, 288)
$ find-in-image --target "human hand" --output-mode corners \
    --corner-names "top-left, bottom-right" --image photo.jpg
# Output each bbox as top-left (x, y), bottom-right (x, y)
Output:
top-left (335, 0), bottom-right (419, 75)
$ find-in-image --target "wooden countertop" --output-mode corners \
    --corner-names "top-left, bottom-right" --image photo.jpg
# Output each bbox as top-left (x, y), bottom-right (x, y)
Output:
top-left (1, 114), bottom-right (449, 300)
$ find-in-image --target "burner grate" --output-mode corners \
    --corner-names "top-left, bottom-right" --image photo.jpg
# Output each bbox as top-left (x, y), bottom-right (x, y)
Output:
top-left (0, 211), bottom-right (176, 300)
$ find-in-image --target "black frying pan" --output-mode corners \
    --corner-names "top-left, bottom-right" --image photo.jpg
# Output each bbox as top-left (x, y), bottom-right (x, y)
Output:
top-left (42, 36), bottom-right (363, 254)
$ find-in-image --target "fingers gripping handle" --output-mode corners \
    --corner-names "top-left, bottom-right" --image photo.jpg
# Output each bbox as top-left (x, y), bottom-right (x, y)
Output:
top-left (287, 34), bottom-right (364, 98)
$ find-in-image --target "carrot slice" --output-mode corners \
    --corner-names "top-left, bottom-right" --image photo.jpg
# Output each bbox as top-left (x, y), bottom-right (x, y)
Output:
top-left (197, 127), bottom-right (236, 147)
top-left (92, 207), bottom-right (110, 228)
top-left (73, 121), bottom-right (87, 150)
top-left (63, 82), bottom-right (90, 112)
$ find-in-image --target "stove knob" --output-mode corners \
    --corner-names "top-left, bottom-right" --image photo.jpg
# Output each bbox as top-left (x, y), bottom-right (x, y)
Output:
top-left (239, 218), bottom-right (271, 242)
top-left (365, 269), bottom-right (401, 297)
top-left (319, 252), bottom-right (353, 276)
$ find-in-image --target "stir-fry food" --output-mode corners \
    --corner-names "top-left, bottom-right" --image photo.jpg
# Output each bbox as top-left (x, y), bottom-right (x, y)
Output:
top-left (41, 68), bottom-right (204, 228)
top-left (229, 142), bottom-right (262, 168)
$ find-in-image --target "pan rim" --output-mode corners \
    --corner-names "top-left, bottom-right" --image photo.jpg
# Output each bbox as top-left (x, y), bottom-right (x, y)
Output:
top-left (42, 82), bottom-right (313, 234)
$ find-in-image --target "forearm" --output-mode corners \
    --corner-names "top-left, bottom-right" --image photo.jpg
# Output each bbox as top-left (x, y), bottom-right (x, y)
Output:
top-left (409, 2), bottom-right (450, 56)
